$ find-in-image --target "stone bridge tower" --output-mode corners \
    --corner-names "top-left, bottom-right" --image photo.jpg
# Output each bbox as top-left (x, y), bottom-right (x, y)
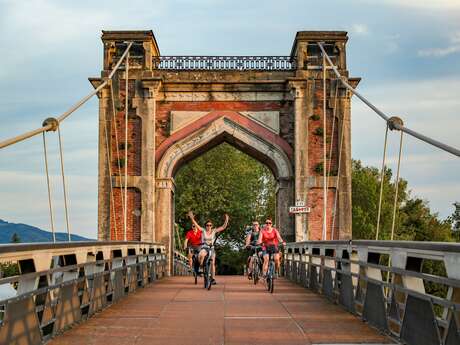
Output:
top-left (92, 30), bottom-right (359, 253)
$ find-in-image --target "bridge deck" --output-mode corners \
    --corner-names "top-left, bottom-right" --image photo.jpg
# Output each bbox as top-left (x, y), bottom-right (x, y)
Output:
top-left (48, 276), bottom-right (394, 345)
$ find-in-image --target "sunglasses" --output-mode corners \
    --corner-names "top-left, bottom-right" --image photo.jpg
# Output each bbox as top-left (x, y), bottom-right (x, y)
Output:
top-left (206, 224), bottom-right (212, 227)
top-left (265, 221), bottom-right (272, 224)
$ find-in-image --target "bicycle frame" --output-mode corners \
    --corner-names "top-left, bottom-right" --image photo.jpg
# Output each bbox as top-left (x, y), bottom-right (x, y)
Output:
top-left (202, 245), bottom-right (215, 290)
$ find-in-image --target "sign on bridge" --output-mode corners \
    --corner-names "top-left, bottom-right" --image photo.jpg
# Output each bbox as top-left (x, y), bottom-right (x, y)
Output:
top-left (289, 206), bottom-right (311, 214)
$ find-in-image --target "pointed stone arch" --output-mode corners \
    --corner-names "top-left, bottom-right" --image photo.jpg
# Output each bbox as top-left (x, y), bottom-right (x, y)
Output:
top-left (155, 112), bottom-right (294, 259)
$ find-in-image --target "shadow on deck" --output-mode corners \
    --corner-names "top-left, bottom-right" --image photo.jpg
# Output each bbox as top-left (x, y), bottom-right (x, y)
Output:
top-left (48, 276), bottom-right (395, 345)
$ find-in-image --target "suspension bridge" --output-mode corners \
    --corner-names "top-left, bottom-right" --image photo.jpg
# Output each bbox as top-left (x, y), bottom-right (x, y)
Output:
top-left (0, 30), bottom-right (459, 345)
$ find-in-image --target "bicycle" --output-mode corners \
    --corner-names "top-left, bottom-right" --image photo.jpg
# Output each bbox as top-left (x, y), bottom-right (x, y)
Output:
top-left (264, 244), bottom-right (283, 293)
top-left (201, 244), bottom-right (215, 290)
top-left (187, 247), bottom-right (201, 285)
top-left (248, 245), bottom-right (263, 285)
top-left (192, 251), bottom-right (200, 285)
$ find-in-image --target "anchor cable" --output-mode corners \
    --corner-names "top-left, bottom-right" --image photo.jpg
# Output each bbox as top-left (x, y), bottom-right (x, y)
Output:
top-left (42, 132), bottom-right (56, 243)
top-left (375, 124), bottom-right (389, 240)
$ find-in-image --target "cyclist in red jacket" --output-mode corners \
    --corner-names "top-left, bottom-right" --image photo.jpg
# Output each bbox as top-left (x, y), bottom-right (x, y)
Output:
top-left (257, 217), bottom-right (286, 277)
top-left (183, 223), bottom-right (202, 269)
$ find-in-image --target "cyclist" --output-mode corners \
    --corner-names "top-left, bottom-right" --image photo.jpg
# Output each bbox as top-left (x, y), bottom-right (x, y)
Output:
top-left (183, 223), bottom-right (202, 270)
top-left (257, 217), bottom-right (286, 278)
top-left (244, 220), bottom-right (262, 279)
top-left (188, 211), bottom-right (229, 284)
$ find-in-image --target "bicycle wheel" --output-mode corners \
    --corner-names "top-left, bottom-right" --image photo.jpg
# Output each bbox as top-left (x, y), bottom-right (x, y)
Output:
top-left (270, 273), bottom-right (274, 293)
top-left (193, 258), bottom-right (198, 285)
top-left (207, 258), bottom-right (213, 290)
top-left (253, 258), bottom-right (259, 285)
top-left (266, 275), bottom-right (272, 292)
top-left (267, 261), bottom-right (275, 293)
top-left (203, 260), bottom-right (209, 289)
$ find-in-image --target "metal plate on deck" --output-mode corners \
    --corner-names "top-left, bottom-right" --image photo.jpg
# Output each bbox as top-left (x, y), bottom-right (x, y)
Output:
top-left (89, 274), bottom-right (105, 314)
top-left (300, 263), bottom-right (307, 287)
top-left (150, 262), bottom-right (156, 282)
top-left (362, 281), bottom-right (388, 331)
top-left (40, 292), bottom-right (54, 327)
top-left (338, 274), bottom-right (355, 313)
top-left (0, 297), bottom-right (42, 345)
top-left (309, 265), bottom-right (318, 292)
top-left (112, 270), bottom-right (125, 301)
top-left (389, 293), bottom-right (401, 322)
top-left (323, 268), bottom-right (334, 300)
top-left (400, 294), bottom-right (441, 345)
top-left (141, 262), bottom-right (149, 286)
top-left (128, 268), bottom-right (137, 292)
top-left (54, 283), bottom-right (82, 333)
top-left (444, 313), bottom-right (460, 345)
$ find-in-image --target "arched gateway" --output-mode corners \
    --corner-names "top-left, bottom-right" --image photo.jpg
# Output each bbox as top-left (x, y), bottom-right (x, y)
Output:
top-left (92, 30), bottom-right (359, 262)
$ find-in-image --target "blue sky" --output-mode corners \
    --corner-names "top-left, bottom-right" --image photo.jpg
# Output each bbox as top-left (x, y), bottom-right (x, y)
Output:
top-left (0, 0), bottom-right (459, 239)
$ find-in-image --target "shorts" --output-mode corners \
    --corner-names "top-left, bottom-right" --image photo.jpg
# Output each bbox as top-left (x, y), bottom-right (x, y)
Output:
top-left (200, 245), bottom-right (216, 259)
top-left (248, 246), bottom-right (263, 257)
top-left (187, 246), bottom-right (201, 255)
top-left (263, 245), bottom-right (279, 256)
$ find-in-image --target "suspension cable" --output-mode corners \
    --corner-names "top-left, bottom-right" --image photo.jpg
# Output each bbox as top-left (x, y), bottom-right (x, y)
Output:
top-left (327, 81), bottom-right (339, 177)
top-left (103, 85), bottom-right (118, 240)
top-left (329, 80), bottom-right (340, 240)
top-left (317, 42), bottom-right (460, 158)
top-left (322, 53), bottom-right (328, 241)
top-left (123, 51), bottom-right (129, 242)
top-left (110, 81), bottom-right (126, 238)
top-left (375, 124), bottom-right (389, 240)
top-left (0, 42), bottom-right (133, 150)
top-left (330, 105), bottom-right (345, 240)
top-left (390, 129), bottom-right (404, 241)
top-left (42, 132), bottom-right (56, 243)
top-left (57, 125), bottom-right (71, 241)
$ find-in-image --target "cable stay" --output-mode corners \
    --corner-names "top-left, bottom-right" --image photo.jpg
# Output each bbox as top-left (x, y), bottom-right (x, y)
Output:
top-left (317, 42), bottom-right (460, 158)
top-left (0, 42), bottom-right (133, 242)
top-left (0, 42), bottom-right (133, 150)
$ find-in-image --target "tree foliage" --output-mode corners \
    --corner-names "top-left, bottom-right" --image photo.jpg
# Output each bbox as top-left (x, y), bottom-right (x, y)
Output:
top-left (352, 160), bottom-right (454, 242)
top-left (175, 152), bottom-right (456, 274)
top-left (174, 143), bottom-right (276, 273)
top-left (10, 233), bottom-right (21, 243)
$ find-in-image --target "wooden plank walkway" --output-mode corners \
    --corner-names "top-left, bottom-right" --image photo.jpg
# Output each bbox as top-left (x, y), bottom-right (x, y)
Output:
top-left (48, 276), bottom-right (395, 345)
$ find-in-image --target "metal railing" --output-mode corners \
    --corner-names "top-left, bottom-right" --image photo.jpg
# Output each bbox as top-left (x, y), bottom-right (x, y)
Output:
top-left (284, 240), bottom-right (460, 345)
top-left (152, 56), bottom-right (297, 71)
top-left (173, 251), bottom-right (192, 276)
top-left (0, 241), bottom-right (166, 344)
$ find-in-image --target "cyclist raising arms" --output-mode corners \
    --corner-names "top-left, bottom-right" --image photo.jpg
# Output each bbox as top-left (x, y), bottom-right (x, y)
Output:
top-left (257, 217), bottom-right (286, 277)
top-left (188, 211), bottom-right (229, 284)
top-left (244, 220), bottom-right (262, 279)
top-left (183, 223), bottom-right (202, 269)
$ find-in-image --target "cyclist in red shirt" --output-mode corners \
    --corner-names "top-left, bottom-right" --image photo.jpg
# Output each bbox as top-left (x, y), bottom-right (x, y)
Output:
top-left (183, 223), bottom-right (202, 269)
top-left (257, 217), bottom-right (286, 277)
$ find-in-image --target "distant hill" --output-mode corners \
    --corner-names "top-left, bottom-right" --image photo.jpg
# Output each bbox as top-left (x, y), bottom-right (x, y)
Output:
top-left (0, 219), bottom-right (93, 243)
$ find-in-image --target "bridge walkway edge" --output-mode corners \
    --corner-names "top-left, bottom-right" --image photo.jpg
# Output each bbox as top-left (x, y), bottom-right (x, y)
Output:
top-left (47, 276), bottom-right (395, 345)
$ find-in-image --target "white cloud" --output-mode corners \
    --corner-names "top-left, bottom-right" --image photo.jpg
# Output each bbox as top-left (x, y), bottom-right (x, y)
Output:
top-left (351, 24), bottom-right (369, 35)
top-left (352, 77), bottom-right (460, 218)
top-left (0, 170), bottom-right (97, 238)
top-left (418, 32), bottom-right (460, 57)
top-left (373, 0), bottom-right (460, 10)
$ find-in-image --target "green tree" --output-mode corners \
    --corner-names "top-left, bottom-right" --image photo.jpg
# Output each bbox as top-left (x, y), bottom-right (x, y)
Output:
top-left (0, 262), bottom-right (19, 278)
top-left (352, 159), bottom-right (453, 243)
top-left (10, 233), bottom-right (21, 243)
top-left (174, 143), bottom-right (276, 273)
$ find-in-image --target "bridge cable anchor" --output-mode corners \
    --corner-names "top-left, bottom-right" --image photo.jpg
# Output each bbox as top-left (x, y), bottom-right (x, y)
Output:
top-left (387, 116), bottom-right (404, 131)
top-left (42, 117), bottom-right (59, 132)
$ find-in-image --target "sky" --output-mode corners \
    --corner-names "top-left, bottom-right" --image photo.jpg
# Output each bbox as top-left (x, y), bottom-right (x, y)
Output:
top-left (0, 0), bottom-right (459, 239)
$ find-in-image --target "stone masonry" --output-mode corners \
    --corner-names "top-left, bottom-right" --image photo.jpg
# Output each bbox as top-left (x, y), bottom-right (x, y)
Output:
top-left (91, 30), bottom-right (359, 266)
